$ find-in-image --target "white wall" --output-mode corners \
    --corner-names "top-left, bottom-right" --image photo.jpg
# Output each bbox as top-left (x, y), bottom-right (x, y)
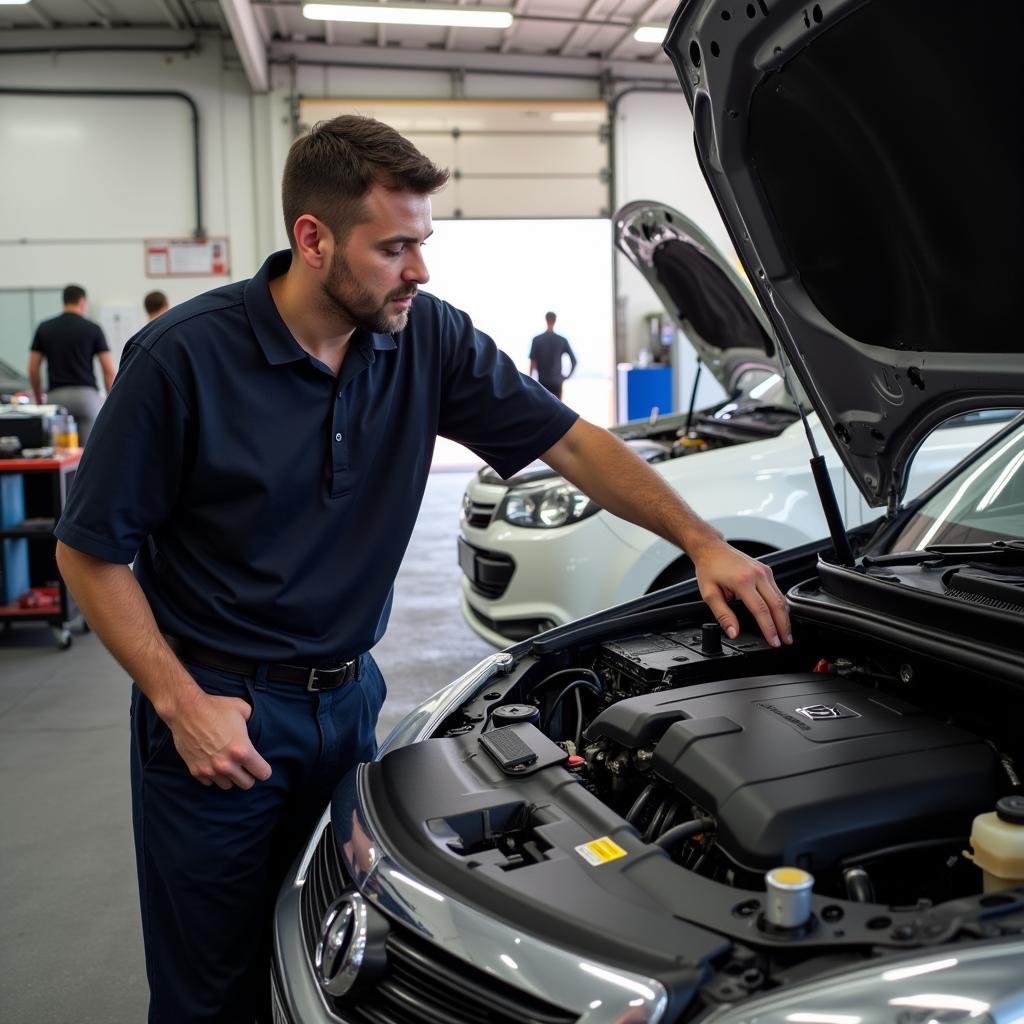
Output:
top-left (0, 36), bottom-right (261, 363)
top-left (0, 44), bottom-right (736, 417)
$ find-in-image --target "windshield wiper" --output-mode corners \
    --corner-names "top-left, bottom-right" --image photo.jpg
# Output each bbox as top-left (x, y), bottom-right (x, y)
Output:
top-left (863, 540), bottom-right (1024, 568)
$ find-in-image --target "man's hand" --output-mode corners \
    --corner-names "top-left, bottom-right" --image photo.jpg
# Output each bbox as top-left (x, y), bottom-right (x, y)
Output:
top-left (165, 690), bottom-right (273, 791)
top-left (689, 536), bottom-right (791, 648)
top-left (542, 419), bottom-right (794, 648)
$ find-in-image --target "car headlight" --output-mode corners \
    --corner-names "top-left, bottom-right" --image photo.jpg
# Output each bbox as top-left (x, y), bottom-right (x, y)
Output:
top-left (499, 479), bottom-right (599, 529)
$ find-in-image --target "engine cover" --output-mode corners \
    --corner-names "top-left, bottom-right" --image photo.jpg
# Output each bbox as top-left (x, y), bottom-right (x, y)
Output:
top-left (586, 673), bottom-right (999, 874)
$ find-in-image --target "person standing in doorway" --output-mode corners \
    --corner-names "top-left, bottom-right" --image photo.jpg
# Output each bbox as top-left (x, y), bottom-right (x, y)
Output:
top-left (29, 284), bottom-right (115, 446)
top-left (143, 290), bottom-right (169, 321)
top-left (529, 310), bottom-right (577, 399)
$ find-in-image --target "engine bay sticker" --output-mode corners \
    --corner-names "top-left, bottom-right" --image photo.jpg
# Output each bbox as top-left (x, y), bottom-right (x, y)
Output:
top-left (576, 837), bottom-right (627, 866)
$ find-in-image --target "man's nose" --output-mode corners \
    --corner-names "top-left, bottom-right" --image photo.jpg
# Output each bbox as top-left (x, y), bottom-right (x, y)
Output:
top-left (403, 249), bottom-right (429, 285)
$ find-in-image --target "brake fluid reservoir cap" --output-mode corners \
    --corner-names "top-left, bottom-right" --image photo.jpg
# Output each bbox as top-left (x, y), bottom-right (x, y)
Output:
top-left (996, 795), bottom-right (1024, 825)
top-left (765, 866), bottom-right (814, 928)
top-left (490, 704), bottom-right (540, 728)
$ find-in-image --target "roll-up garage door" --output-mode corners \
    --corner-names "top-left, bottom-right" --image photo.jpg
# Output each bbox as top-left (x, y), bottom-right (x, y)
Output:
top-left (298, 99), bottom-right (609, 219)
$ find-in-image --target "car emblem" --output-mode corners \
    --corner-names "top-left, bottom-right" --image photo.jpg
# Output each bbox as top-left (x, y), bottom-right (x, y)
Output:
top-left (314, 893), bottom-right (368, 997)
top-left (795, 703), bottom-right (856, 721)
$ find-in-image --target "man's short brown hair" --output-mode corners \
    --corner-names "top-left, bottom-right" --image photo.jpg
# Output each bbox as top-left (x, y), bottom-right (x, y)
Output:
top-left (144, 290), bottom-right (168, 315)
top-left (281, 115), bottom-right (449, 249)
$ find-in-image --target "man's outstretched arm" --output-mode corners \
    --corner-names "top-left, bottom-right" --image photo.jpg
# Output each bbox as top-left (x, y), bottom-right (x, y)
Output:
top-left (541, 418), bottom-right (792, 647)
top-left (56, 542), bottom-right (272, 789)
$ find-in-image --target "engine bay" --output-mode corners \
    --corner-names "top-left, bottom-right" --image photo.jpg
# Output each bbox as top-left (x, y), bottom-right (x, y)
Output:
top-left (351, 554), bottom-right (1024, 1013)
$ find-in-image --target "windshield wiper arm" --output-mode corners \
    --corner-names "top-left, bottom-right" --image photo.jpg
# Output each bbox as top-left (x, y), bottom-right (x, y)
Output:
top-left (864, 540), bottom-right (1024, 568)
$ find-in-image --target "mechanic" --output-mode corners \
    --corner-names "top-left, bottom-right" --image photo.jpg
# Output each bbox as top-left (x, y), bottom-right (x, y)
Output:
top-left (29, 283), bottom-right (116, 445)
top-left (54, 115), bottom-right (792, 1024)
top-left (529, 310), bottom-right (578, 398)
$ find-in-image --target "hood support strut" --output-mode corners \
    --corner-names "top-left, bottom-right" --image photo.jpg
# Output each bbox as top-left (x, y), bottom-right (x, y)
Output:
top-left (779, 351), bottom-right (855, 567)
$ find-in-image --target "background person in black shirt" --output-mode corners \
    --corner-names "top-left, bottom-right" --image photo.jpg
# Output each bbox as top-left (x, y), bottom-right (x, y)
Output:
top-left (29, 284), bottom-right (115, 445)
top-left (529, 310), bottom-right (577, 398)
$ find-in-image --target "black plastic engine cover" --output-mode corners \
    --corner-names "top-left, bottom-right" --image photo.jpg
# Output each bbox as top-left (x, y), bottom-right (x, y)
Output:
top-left (588, 673), bottom-right (998, 874)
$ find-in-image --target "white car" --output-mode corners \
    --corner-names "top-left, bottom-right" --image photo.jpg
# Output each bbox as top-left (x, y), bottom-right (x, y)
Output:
top-left (459, 204), bottom-right (1009, 646)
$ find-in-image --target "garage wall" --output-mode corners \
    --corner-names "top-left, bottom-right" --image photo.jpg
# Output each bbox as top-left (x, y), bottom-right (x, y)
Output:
top-left (0, 37), bottom-right (259, 363)
top-left (0, 42), bottom-right (734, 413)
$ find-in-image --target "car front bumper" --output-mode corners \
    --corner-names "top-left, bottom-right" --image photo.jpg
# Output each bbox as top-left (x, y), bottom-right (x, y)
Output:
top-left (458, 513), bottom-right (668, 646)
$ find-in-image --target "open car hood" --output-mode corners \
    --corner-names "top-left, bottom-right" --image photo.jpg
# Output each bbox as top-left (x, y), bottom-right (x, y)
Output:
top-left (615, 200), bottom-right (779, 395)
top-left (664, 0), bottom-right (1024, 507)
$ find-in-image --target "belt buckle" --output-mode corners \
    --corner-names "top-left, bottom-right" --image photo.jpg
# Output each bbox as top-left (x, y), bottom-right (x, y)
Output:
top-left (306, 660), bottom-right (352, 693)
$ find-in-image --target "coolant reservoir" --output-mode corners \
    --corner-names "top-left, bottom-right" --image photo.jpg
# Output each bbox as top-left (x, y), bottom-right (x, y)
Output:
top-left (967, 795), bottom-right (1024, 892)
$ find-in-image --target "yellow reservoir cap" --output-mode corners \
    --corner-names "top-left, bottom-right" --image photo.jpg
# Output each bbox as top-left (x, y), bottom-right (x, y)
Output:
top-left (769, 867), bottom-right (812, 887)
top-left (765, 866), bottom-right (814, 928)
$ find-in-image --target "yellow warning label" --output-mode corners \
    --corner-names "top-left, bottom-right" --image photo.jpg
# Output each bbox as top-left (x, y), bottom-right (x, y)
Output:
top-left (575, 837), bottom-right (627, 866)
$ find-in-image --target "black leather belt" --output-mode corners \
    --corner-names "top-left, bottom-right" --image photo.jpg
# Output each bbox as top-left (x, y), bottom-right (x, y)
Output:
top-left (165, 635), bottom-right (359, 693)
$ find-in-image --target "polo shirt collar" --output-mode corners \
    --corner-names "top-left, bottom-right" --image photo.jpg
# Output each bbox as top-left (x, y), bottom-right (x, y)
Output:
top-left (244, 249), bottom-right (398, 366)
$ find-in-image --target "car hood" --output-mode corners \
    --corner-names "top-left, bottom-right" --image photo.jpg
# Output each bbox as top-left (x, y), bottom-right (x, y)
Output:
top-left (664, 0), bottom-right (1024, 507)
top-left (615, 200), bottom-right (779, 395)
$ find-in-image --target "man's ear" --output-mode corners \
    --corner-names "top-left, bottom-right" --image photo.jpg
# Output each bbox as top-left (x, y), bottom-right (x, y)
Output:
top-left (292, 215), bottom-right (334, 271)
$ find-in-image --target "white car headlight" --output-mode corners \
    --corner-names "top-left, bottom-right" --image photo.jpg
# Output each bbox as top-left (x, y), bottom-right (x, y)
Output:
top-left (500, 479), bottom-right (599, 529)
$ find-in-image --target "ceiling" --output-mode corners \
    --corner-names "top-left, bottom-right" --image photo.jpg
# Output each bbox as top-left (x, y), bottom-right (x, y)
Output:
top-left (0, 0), bottom-right (684, 89)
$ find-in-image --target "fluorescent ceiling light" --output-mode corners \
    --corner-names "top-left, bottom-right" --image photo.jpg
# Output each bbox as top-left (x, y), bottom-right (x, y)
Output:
top-left (303, 3), bottom-right (513, 29)
top-left (633, 24), bottom-right (667, 44)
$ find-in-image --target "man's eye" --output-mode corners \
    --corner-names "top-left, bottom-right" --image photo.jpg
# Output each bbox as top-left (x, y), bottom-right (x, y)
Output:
top-left (383, 248), bottom-right (404, 258)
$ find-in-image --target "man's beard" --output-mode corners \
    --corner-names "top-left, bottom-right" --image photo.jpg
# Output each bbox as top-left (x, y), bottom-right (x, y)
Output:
top-left (320, 250), bottom-right (416, 334)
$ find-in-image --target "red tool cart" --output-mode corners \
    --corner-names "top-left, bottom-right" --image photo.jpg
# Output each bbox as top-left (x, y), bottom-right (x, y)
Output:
top-left (0, 451), bottom-right (83, 649)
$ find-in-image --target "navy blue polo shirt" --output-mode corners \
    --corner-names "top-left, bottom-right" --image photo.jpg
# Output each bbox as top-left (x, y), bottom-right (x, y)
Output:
top-left (56, 250), bottom-right (577, 663)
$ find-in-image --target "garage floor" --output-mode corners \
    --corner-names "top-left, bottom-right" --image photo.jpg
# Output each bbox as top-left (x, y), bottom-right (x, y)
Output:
top-left (0, 470), bottom-right (494, 1024)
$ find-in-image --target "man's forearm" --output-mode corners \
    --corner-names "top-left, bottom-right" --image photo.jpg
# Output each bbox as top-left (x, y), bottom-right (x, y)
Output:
top-left (542, 419), bottom-right (722, 556)
top-left (29, 372), bottom-right (43, 404)
top-left (55, 542), bottom-right (201, 722)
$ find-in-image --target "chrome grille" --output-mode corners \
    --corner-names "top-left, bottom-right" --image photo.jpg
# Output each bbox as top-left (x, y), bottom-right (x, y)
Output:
top-left (350, 931), bottom-right (577, 1024)
top-left (299, 822), bottom-right (347, 959)
top-left (297, 825), bottom-right (577, 1024)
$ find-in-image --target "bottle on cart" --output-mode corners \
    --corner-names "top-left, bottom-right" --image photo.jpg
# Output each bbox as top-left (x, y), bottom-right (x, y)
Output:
top-left (65, 416), bottom-right (78, 450)
top-left (50, 412), bottom-right (66, 449)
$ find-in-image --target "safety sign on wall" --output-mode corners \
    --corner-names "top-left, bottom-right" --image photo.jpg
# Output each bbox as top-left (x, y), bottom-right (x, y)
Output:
top-left (145, 238), bottom-right (230, 277)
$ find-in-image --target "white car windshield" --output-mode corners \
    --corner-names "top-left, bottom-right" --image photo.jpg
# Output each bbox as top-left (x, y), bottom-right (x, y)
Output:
top-left (891, 418), bottom-right (1024, 548)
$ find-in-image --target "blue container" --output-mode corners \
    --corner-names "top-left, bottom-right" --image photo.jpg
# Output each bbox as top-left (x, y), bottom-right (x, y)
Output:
top-left (2, 537), bottom-right (30, 604)
top-left (0, 473), bottom-right (25, 529)
top-left (617, 364), bottom-right (674, 423)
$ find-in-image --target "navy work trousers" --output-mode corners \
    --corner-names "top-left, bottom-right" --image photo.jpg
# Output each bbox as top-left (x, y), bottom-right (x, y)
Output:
top-left (129, 653), bottom-right (386, 1023)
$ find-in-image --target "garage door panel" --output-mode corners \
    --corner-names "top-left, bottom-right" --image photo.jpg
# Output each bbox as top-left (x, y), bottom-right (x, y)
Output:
top-left (298, 99), bottom-right (608, 220)
top-left (451, 133), bottom-right (605, 175)
top-left (451, 177), bottom-right (607, 218)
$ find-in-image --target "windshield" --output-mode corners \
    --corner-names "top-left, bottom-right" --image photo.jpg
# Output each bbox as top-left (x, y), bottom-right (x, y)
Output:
top-left (890, 420), bottom-right (1024, 549)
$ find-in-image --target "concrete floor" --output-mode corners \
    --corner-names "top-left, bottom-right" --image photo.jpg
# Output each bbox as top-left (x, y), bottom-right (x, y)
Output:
top-left (0, 469), bottom-right (494, 1024)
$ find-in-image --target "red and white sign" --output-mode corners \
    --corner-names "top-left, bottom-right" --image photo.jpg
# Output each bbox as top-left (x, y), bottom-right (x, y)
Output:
top-left (145, 238), bottom-right (230, 278)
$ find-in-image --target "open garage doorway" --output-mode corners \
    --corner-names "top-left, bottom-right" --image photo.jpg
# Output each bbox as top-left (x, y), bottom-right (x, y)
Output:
top-left (423, 217), bottom-right (614, 469)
